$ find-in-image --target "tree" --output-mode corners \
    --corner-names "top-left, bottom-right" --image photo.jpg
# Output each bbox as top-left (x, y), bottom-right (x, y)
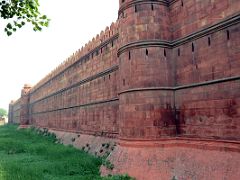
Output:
top-left (0, 0), bottom-right (49, 36)
top-left (0, 108), bottom-right (7, 118)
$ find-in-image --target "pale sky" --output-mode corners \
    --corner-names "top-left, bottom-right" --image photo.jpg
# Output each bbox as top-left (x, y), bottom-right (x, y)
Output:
top-left (0, 0), bottom-right (119, 111)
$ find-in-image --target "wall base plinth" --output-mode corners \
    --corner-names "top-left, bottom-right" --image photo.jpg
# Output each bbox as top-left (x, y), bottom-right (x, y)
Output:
top-left (102, 139), bottom-right (240, 180)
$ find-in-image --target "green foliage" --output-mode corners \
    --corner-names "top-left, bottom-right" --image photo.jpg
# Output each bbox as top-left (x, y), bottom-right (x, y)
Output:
top-left (102, 174), bottom-right (135, 180)
top-left (0, 125), bottom-right (134, 180)
top-left (102, 159), bottom-right (114, 170)
top-left (0, 0), bottom-right (49, 35)
top-left (0, 108), bottom-right (7, 118)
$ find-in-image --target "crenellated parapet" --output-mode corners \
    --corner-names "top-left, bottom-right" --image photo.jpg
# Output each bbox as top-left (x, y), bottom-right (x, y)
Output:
top-left (30, 21), bottom-right (119, 94)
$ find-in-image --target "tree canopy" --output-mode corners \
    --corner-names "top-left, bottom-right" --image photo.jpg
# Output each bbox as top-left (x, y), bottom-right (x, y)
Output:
top-left (0, 108), bottom-right (7, 118)
top-left (0, 0), bottom-right (49, 35)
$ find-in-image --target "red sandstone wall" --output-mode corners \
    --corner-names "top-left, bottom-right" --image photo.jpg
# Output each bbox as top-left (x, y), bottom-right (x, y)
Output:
top-left (119, 47), bottom-right (174, 90)
top-left (8, 0), bottom-right (240, 142)
top-left (170, 0), bottom-right (240, 39)
top-left (118, 1), bottom-right (176, 140)
top-left (119, 90), bottom-right (176, 139)
top-left (175, 80), bottom-right (240, 140)
top-left (7, 2), bottom-right (240, 179)
top-left (175, 23), bottom-right (240, 85)
top-left (10, 99), bottom-right (20, 124)
top-left (108, 141), bottom-right (240, 180)
top-left (174, 22), bottom-right (240, 140)
top-left (27, 23), bottom-right (120, 137)
top-left (119, 0), bottom-right (171, 43)
top-left (30, 23), bottom-right (118, 103)
top-left (117, 0), bottom-right (240, 141)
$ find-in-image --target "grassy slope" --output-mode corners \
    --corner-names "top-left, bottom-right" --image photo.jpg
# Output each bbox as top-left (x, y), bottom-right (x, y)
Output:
top-left (0, 125), bottom-right (132, 180)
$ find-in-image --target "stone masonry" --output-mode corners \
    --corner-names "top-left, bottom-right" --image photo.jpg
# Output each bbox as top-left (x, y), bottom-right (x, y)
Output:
top-left (9, 1), bottom-right (240, 179)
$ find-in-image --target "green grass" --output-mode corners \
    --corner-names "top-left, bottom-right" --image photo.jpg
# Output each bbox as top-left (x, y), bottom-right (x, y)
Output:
top-left (0, 125), bottom-right (133, 180)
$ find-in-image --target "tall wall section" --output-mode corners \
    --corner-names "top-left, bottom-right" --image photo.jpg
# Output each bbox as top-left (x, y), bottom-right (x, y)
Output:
top-left (8, 0), bottom-right (240, 146)
top-left (170, 0), bottom-right (240, 140)
top-left (118, 0), bottom-right (175, 140)
top-left (8, 1), bottom-right (240, 179)
top-left (113, 0), bottom-right (240, 143)
top-left (10, 23), bottom-right (120, 137)
top-left (117, 0), bottom-right (240, 141)
top-left (108, 0), bottom-right (240, 179)
top-left (8, 99), bottom-right (20, 124)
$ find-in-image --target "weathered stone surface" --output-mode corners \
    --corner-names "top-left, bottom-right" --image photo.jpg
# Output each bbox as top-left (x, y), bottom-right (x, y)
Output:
top-left (9, 0), bottom-right (240, 179)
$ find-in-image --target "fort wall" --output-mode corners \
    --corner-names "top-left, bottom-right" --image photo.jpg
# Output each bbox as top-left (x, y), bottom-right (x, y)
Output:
top-left (117, 0), bottom-right (240, 141)
top-left (9, 0), bottom-right (240, 146)
top-left (27, 22), bottom-right (120, 137)
top-left (175, 22), bottom-right (240, 140)
top-left (8, 99), bottom-right (20, 124)
top-left (9, 0), bottom-right (240, 179)
top-left (170, 0), bottom-right (240, 39)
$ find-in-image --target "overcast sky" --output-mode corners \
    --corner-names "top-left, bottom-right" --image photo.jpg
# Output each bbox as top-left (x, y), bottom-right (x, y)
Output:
top-left (0, 0), bottom-right (119, 110)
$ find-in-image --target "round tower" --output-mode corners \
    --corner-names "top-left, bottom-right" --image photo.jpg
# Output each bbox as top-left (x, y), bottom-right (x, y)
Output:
top-left (20, 84), bottom-right (32, 126)
top-left (8, 100), bottom-right (15, 124)
top-left (118, 0), bottom-right (176, 140)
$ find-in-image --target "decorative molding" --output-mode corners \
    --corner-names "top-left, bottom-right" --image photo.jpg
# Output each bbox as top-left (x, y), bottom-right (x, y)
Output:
top-left (176, 76), bottom-right (240, 90)
top-left (30, 97), bottom-right (119, 115)
top-left (119, 76), bottom-right (240, 95)
top-left (30, 65), bottom-right (119, 105)
top-left (30, 34), bottom-right (119, 95)
top-left (119, 0), bottom-right (169, 15)
top-left (118, 13), bottom-right (240, 56)
top-left (168, 0), bottom-right (179, 6)
top-left (119, 138), bottom-right (240, 152)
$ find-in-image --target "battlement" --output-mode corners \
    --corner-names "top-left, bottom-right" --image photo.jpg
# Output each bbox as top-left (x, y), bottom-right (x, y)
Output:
top-left (30, 21), bottom-right (119, 93)
top-left (10, 98), bottom-right (20, 106)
